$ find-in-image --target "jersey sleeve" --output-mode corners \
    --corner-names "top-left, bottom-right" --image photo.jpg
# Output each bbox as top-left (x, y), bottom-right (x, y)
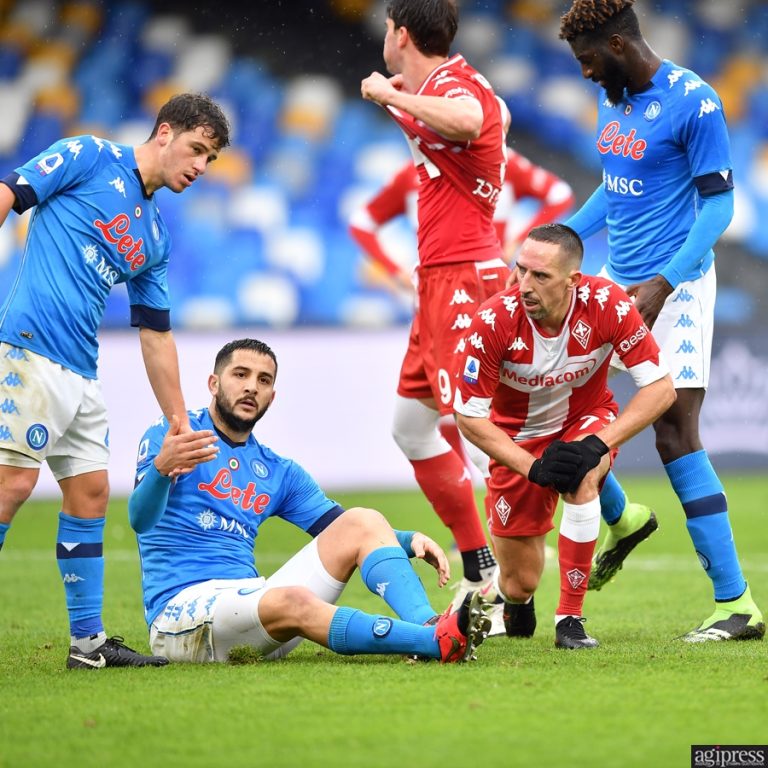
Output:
top-left (276, 459), bottom-right (340, 532)
top-left (386, 68), bottom-right (484, 146)
top-left (125, 249), bottom-right (171, 311)
top-left (134, 416), bottom-right (170, 483)
top-left (604, 285), bottom-right (670, 387)
top-left (13, 135), bottom-right (107, 207)
top-left (673, 79), bottom-right (732, 182)
top-left (453, 297), bottom-right (509, 418)
top-left (366, 163), bottom-right (416, 225)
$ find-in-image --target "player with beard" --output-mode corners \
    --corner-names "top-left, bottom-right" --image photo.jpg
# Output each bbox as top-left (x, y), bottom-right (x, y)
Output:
top-left (559, 0), bottom-right (763, 641)
top-left (127, 338), bottom-right (492, 664)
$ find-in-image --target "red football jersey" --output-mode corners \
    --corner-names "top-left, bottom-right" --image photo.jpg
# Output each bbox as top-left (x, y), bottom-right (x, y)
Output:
top-left (386, 54), bottom-right (506, 267)
top-left (453, 275), bottom-right (668, 440)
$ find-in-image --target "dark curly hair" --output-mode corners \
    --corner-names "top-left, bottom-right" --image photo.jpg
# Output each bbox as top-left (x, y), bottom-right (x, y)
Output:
top-left (149, 92), bottom-right (231, 149)
top-left (559, 0), bottom-right (640, 42)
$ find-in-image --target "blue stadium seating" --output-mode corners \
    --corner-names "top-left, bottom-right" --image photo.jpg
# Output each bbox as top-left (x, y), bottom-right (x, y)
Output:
top-left (0, 0), bottom-right (766, 328)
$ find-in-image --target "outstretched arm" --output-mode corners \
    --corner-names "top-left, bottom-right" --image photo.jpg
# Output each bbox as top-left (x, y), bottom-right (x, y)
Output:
top-left (139, 327), bottom-right (189, 430)
top-left (128, 415), bottom-right (218, 532)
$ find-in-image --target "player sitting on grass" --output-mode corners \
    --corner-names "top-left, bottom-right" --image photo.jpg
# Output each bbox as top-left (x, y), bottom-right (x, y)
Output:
top-left (127, 338), bottom-right (491, 664)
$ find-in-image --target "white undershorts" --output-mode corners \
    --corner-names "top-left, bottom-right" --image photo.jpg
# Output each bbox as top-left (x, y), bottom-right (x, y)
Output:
top-left (0, 343), bottom-right (109, 479)
top-left (149, 537), bottom-right (346, 663)
top-left (599, 265), bottom-right (715, 389)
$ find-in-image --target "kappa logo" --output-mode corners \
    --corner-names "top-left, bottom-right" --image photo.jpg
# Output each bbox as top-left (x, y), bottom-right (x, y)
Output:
top-left (674, 314), bottom-right (696, 328)
top-left (673, 288), bottom-right (694, 302)
top-left (615, 301), bottom-right (632, 322)
top-left (109, 177), bottom-right (126, 197)
top-left (0, 425), bottom-right (14, 442)
top-left (616, 301), bottom-right (632, 322)
top-left (4, 347), bottom-right (29, 361)
top-left (62, 573), bottom-right (85, 584)
top-left (683, 80), bottom-right (702, 97)
top-left (577, 283), bottom-right (591, 304)
top-left (376, 582), bottom-right (389, 598)
top-left (65, 139), bottom-right (84, 159)
top-left (468, 332), bottom-right (486, 352)
top-left (668, 69), bottom-right (684, 87)
top-left (507, 337), bottom-right (529, 352)
top-left (567, 569), bottom-right (587, 589)
top-left (698, 99), bottom-right (720, 117)
top-left (676, 340), bottom-right (697, 354)
top-left (676, 366), bottom-right (698, 381)
top-left (594, 286), bottom-right (611, 310)
top-left (451, 313), bottom-right (472, 330)
top-left (1, 372), bottom-right (23, 387)
top-left (92, 136), bottom-right (123, 158)
top-left (478, 308), bottom-right (496, 329)
top-left (454, 338), bottom-right (466, 354)
top-left (501, 295), bottom-right (519, 318)
top-left (0, 398), bottom-right (19, 415)
top-left (494, 497), bottom-right (511, 526)
top-left (572, 320), bottom-right (592, 350)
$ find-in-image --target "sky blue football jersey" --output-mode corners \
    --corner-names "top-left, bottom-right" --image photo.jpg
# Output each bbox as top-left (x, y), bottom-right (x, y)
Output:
top-left (0, 135), bottom-right (171, 378)
top-left (134, 408), bottom-right (340, 625)
top-left (593, 59), bottom-right (732, 284)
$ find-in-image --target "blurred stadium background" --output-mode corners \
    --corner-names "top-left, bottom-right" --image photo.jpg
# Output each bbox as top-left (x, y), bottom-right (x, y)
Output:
top-left (1, 0), bottom-right (766, 493)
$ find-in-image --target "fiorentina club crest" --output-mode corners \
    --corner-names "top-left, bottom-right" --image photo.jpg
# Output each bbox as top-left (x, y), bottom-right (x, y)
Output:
top-left (567, 568), bottom-right (587, 589)
top-left (494, 496), bottom-right (511, 526)
top-left (572, 319), bottom-right (592, 350)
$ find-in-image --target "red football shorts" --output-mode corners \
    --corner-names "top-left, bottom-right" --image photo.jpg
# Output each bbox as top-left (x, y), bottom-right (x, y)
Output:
top-left (397, 258), bottom-right (510, 415)
top-left (486, 406), bottom-right (618, 538)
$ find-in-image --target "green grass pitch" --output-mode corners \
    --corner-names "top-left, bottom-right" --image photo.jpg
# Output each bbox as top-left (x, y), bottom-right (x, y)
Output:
top-left (1, 474), bottom-right (766, 768)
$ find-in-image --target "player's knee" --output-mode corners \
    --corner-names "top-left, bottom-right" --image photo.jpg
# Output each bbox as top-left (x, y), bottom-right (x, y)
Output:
top-left (0, 467), bottom-right (37, 517)
top-left (337, 506), bottom-right (389, 537)
top-left (497, 571), bottom-right (537, 603)
top-left (654, 424), bottom-right (700, 463)
top-left (278, 586), bottom-right (321, 629)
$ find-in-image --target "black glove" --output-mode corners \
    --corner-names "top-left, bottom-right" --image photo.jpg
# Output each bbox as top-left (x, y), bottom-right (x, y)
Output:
top-left (549, 435), bottom-right (610, 494)
top-left (527, 440), bottom-right (584, 489)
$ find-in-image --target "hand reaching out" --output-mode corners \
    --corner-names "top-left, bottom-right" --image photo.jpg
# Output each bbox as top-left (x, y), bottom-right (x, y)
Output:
top-left (154, 414), bottom-right (219, 479)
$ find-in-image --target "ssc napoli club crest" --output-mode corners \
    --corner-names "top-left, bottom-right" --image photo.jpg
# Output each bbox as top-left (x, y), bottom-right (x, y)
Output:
top-left (251, 461), bottom-right (269, 478)
top-left (644, 101), bottom-right (662, 121)
top-left (26, 423), bottom-right (49, 450)
top-left (373, 617), bottom-right (393, 638)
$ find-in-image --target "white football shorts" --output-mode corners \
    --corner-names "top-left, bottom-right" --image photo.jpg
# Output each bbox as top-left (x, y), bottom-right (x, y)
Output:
top-left (599, 265), bottom-right (715, 389)
top-left (149, 537), bottom-right (346, 663)
top-left (0, 343), bottom-right (109, 479)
